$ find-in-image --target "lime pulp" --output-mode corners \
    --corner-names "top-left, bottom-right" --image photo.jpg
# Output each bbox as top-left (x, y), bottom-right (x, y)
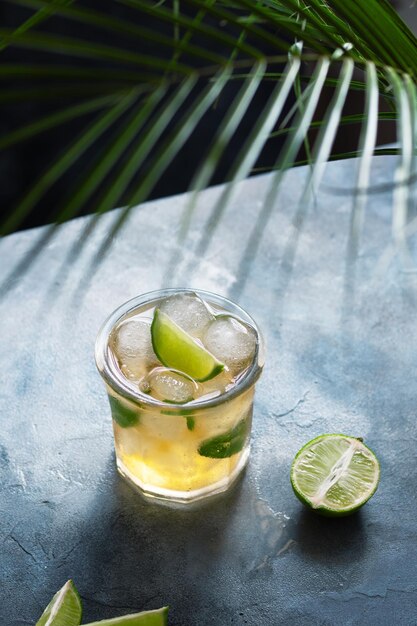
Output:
top-left (82, 607), bottom-right (169, 626)
top-left (290, 434), bottom-right (380, 516)
top-left (151, 309), bottom-right (224, 382)
top-left (36, 580), bottom-right (82, 626)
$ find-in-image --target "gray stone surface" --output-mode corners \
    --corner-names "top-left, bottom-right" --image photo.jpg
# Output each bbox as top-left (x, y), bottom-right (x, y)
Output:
top-left (1, 156), bottom-right (417, 625)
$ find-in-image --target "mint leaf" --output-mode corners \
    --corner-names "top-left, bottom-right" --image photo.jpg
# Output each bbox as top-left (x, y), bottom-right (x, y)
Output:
top-left (109, 395), bottom-right (139, 428)
top-left (198, 419), bottom-right (248, 458)
top-left (186, 416), bottom-right (195, 431)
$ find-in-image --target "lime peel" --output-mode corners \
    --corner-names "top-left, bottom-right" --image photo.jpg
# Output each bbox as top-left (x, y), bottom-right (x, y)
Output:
top-left (36, 581), bottom-right (168, 626)
top-left (151, 309), bottom-right (224, 382)
top-left (36, 580), bottom-right (82, 626)
top-left (82, 606), bottom-right (169, 626)
top-left (290, 434), bottom-right (380, 517)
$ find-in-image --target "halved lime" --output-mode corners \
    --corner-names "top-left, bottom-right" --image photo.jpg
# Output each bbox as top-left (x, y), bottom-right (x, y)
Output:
top-left (36, 580), bottom-right (82, 626)
top-left (290, 434), bottom-right (380, 517)
top-left (83, 607), bottom-right (169, 626)
top-left (151, 309), bottom-right (224, 382)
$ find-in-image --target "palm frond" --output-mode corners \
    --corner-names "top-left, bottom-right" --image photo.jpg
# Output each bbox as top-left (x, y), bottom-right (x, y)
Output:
top-left (229, 55), bottom-right (331, 296)
top-left (0, 93), bottom-right (122, 150)
top-left (189, 55), bottom-right (302, 266)
top-left (180, 60), bottom-right (267, 233)
top-left (0, 0), bottom-right (75, 52)
top-left (1, 0), bottom-right (417, 293)
top-left (1, 88), bottom-right (141, 234)
top-left (0, 27), bottom-right (193, 74)
top-left (13, 0), bottom-right (227, 66)
top-left (387, 67), bottom-right (416, 267)
top-left (348, 61), bottom-right (379, 261)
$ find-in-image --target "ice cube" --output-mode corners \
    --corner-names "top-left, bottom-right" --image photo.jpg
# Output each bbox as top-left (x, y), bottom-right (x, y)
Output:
top-left (146, 367), bottom-right (197, 404)
top-left (203, 315), bottom-right (257, 374)
top-left (159, 292), bottom-right (213, 337)
top-left (112, 318), bottom-right (157, 380)
top-left (197, 369), bottom-right (234, 399)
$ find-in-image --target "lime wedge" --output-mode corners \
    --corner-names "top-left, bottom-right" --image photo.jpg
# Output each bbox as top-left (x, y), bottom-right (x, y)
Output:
top-left (83, 607), bottom-right (169, 626)
top-left (151, 309), bottom-right (224, 382)
top-left (36, 580), bottom-right (82, 626)
top-left (290, 434), bottom-right (380, 517)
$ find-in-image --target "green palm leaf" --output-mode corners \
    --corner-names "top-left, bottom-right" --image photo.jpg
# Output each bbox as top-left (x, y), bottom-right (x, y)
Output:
top-left (1, 0), bottom-right (417, 291)
top-left (347, 61), bottom-right (379, 263)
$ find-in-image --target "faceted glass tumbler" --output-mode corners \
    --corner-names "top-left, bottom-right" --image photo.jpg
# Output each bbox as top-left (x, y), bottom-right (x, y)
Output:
top-left (95, 289), bottom-right (264, 504)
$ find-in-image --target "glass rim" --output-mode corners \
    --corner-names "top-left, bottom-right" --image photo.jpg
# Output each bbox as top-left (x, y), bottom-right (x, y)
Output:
top-left (95, 288), bottom-right (264, 411)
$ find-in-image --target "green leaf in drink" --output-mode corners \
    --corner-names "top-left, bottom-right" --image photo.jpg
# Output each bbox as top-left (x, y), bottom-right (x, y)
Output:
top-left (151, 309), bottom-right (224, 382)
top-left (198, 419), bottom-right (248, 458)
top-left (82, 606), bottom-right (169, 626)
top-left (159, 407), bottom-right (195, 430)
top-left (290, 434), bottom-right (380, 517)
top-left (36, 580), bottom-right (82, 626)
top-left (186, 416), bottom-right (195, 431)
top-left (109, 395), bottom-right (140, 428)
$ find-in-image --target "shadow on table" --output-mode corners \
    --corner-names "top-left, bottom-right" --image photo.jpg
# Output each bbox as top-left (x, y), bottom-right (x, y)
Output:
top-left (75, 456), bottom-right (248, 622)
top-left (293, 508), bottom-right (366, 564)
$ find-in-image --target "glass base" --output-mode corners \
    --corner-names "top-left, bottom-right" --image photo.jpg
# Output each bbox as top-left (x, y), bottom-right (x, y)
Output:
top-left (116, 446), bottom-right (250, 504)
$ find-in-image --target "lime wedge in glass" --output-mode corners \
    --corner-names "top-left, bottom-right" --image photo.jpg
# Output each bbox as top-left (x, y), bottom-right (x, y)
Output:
top-left (290, 434), bottom-right (380, 517)
top-left (83, 607), bottom-right (169, 626)
top-left (151, 309), bottom-right (224, 382)
top-left (36, 580), bottom-right (82, 626)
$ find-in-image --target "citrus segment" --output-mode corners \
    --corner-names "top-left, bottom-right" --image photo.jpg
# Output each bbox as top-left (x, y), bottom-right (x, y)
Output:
top-left (83, 606), bottom-right (169, 626)
top-left (151, 309), bottom-right (224, 382)
top-left (36, 580), bottom-right (82, 626)
top-left (290, 434), bottom-right (380, 516)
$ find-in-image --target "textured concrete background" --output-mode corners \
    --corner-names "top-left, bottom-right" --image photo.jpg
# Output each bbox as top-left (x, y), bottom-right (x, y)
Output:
top-left (1, 156), bottom-right (417, 625)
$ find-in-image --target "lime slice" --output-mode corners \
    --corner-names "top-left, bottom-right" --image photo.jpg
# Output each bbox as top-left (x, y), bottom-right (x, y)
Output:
top-left (83, 607), bottom-right (169, 626)
top-left (36, 580), bottom-right (82, 626)
top-left (151, 309), bottom-right (224, 382)
top-left (290, 434), bottom-right (380, 517)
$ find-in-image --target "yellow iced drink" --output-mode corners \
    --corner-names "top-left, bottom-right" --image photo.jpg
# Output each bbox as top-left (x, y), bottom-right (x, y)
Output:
top-left (96, 290), bottom-right (264, 503)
